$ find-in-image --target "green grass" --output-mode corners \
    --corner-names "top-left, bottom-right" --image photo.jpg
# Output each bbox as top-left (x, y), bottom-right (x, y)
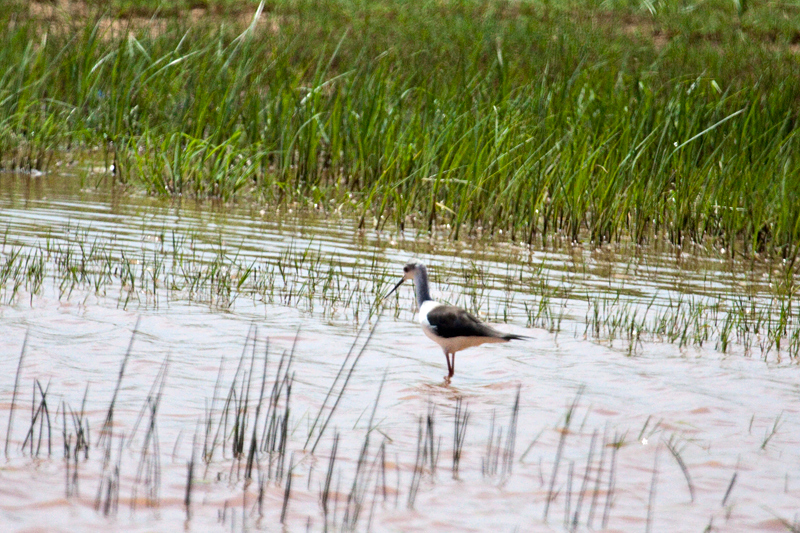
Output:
top-left (1, 0), bottom-right (800, 257)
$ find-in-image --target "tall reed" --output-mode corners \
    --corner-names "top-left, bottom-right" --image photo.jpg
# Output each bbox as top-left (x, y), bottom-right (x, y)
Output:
top-left (1, 0), bottom-right (799, 256)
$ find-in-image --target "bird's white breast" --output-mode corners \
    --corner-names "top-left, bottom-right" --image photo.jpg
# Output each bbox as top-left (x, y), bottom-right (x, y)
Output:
top-left (417, 300), bottom-right (442, 327)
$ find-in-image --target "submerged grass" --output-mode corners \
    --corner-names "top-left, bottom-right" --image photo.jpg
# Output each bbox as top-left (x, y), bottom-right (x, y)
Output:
top-left (3, 325), bottom-right (407, 529)
top-left (2, 306), bottom-right (798, 528)
top-left (1, 218), bottom-right (798, 359)
top-left (1, 0), bottom-right (800, 257)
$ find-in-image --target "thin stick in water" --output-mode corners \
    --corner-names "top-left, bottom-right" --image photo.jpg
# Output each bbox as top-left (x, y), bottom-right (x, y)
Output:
top-left (646, 445), bottom-right (661, 533)
top-left (5, 329), bottom-right (29, 458)
top-left (99, 317), bottom-right (141, 446)
top-left (280, 453), bottom-right (295, 524)
top-left (664, 437), bottom-right (695, 502)
top-left (721, 472), bottom-right (737, 507)
top-left (544, 386), bottom-right (583, 521)
top-left (571, 429), bottom-right (598, 531)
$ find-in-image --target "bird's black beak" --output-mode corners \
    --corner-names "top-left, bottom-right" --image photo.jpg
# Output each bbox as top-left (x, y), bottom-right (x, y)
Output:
top-left (384, 278), bottom-right (405, 301)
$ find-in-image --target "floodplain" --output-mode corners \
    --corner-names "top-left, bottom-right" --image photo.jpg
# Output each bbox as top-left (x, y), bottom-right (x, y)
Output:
top-left (2, 1), bottom-right (800, 531)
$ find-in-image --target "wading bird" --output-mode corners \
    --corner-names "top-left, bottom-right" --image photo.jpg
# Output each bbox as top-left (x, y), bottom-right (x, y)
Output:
top-left (385, 262), bottom-right (526, 379)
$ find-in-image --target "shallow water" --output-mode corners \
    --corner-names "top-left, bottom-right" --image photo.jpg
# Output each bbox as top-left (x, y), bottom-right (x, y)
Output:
top-left (1, 172), bottom-right (799, 532)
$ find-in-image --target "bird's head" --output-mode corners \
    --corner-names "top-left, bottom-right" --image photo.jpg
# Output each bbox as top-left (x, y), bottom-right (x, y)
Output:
top-left (401, 261), bottom-right (424, 281)
top-left (385, 261), bottom-right (426, 299)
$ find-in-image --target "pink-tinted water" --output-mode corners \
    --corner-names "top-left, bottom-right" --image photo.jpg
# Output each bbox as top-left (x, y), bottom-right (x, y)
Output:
top-left (0, 173), bottom-right (798, 532)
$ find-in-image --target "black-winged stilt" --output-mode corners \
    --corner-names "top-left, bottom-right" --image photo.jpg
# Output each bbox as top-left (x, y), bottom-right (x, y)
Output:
top-left (385, 261), bottom-right (526, 379)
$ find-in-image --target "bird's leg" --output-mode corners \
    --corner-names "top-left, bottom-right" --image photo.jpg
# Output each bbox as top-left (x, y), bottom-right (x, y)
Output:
top-left (442, 349), bottom-right (452, 377)
top-left (450, 353), bottom-right (456, 377)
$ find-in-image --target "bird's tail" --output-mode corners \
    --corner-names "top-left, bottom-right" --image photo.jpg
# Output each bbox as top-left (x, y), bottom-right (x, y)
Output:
top-left (502, 333), bottom-right (528, 341)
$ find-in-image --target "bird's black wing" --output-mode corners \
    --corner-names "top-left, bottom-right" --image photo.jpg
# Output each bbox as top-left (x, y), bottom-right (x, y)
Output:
top-left (425, 305), bottom-right (504, 339)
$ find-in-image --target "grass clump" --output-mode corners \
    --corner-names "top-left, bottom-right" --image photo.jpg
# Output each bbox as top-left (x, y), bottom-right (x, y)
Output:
top-left (1, 0), bottom-right (800, 257)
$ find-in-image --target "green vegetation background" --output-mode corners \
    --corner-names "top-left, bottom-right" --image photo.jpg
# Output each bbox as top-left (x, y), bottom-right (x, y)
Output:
top-left (2, 0), bottom-right (800, 256)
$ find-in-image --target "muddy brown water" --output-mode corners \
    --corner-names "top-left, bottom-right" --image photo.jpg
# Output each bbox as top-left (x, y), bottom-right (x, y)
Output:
top-left (1, 172), bottom-right (799, 532)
